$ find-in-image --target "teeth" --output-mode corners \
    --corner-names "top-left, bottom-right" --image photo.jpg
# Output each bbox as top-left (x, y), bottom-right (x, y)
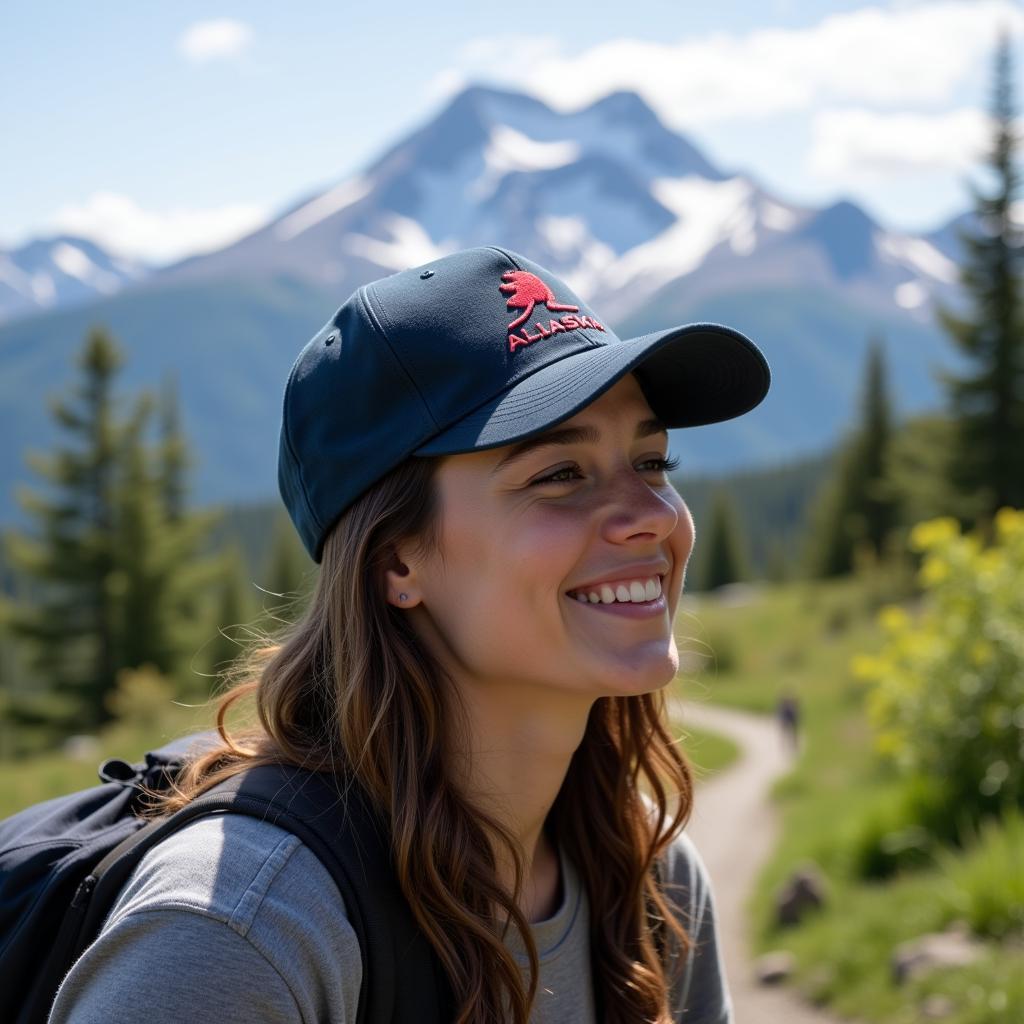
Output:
top-left (569, 576), bottom-right (663, 605)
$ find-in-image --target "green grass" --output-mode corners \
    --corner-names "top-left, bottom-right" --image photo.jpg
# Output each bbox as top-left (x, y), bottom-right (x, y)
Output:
top-left (0, 701), bottom-right (214, 819)
top-left (679, 724), bottom-right (740, 777)
top-left (671, 575), bottom-right (1024, 1024)
top-left (3, 573), bottom-right (1020, 1023)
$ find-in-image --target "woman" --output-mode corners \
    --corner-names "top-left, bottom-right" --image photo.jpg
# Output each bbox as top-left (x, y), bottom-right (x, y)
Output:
top-left (49, 247), bottom-right (770, 1024)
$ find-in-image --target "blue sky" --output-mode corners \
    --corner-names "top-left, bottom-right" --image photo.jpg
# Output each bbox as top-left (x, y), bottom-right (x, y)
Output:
top-left (4, 0), bottom-right (1022, 263)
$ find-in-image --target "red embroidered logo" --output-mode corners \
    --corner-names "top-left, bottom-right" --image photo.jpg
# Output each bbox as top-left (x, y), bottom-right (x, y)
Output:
top-left (498, 271), bottom-right (605, 352)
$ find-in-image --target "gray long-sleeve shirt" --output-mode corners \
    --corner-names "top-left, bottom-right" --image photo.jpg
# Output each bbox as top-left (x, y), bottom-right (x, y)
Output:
top-left (48, 814), bottom-right (731, 1023)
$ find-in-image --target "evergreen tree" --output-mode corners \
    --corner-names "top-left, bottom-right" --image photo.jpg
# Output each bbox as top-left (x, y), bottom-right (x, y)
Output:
top-left (697, 489), bottom-right (749, 591)
top-left (806, 459), bottom-right (856, 578)
top-left (807, 340), bottom-right (898, 576)
top-left (886, 413), bottom-right (961, 526)
top-left (764, 537), bottom-right (791, 585)
top-left (262, 510), bottom-right (312, 612)
top-left (5, 328), bottom-right (125, 723)
top-left (111, 370), bottom-right (223, 701)
top-left (110, 391), bottom-right (209, 677)
top-left (123, 414), bottom-right (224, 699)
top-left (205, 544), bottom-right (253, 680)
top-left (6, 327), bottom-right (223, 727)
top-left (858, 340), bottom-right (898, 557)
top-left (938, 32), bottom-right (1024, 519)
top-left (157, 372), bottom-right (188, 524)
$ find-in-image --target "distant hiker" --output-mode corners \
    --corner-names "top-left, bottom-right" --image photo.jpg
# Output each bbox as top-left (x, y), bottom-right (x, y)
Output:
top-left (777, 693), bottom-right (801, 754)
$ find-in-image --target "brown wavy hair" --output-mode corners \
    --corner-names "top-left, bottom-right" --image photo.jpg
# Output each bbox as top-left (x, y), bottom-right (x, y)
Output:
top-left (155, 455), bottom-right (695, 1024)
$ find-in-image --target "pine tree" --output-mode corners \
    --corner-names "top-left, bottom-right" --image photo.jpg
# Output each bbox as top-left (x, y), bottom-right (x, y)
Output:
top-left (858, 340), bottom-right (898, 558)
top-left (262, 510), bottom-right (312, 612)
top-left (806, 459), bottom-right (855, 578)
top-left (697, 489), bottom-right (749, 591)
top-left (205, 544), bottom-right (253, 680)
top-left (109, 391), bottom-right (201, 677)
top-left (126, 407), bottom-right (225, 699)
top-left (5, 328), bottom-right (126, 723)
top-left (157, 372), bottom-right (188, 524)
top-left (938, 32), bottom-right (1024, 519)
top-left (807, 340), bottom-right (898, 576)
top-left (6, 327), bottom-right (223, 727)
top-left (112, 371), bottom-right (224, 701)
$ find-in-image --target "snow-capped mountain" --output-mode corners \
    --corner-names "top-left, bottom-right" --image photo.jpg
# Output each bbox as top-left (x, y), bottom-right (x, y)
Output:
top-left (0, 236), bottom-right (149, 324)
top-left (0, 84), bottom-right (969, 525)
top-left (153, 84), bottom-right (961, 326)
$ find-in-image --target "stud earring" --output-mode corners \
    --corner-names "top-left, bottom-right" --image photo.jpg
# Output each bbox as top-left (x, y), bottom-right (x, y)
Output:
top-left (399, 593), bottom-right (408, 602)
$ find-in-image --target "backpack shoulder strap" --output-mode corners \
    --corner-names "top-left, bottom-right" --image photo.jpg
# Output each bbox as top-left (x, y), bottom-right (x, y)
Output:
top-left (68, 764), bottom-right (454, 1024)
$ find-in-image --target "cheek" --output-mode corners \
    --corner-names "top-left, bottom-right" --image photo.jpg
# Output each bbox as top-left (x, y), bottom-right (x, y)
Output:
top-left (669, 497), bottom-right (696, 592)
top-left (427, 507), bottom-right (585, 643)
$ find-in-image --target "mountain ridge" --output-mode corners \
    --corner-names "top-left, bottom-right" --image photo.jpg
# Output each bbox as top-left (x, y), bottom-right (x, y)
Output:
top-left (0, 84), bottom-right (967, 527)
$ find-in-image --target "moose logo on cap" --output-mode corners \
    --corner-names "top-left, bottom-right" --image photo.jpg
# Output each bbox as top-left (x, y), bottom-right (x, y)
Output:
top-left (499, 270), bottom-right (606, 353)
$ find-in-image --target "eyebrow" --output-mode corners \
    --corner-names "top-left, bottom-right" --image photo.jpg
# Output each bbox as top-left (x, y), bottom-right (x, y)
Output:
top-left (491, 417), bottom-right (668, 475)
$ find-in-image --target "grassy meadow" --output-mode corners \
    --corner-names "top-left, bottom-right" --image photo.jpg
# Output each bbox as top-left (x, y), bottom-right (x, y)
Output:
top-left (0, 706), bottom-right (739, 820)
top-left (674, 575), bottom-right (1023, 1024)
top-left (1, 571), bottom-right (1020, 1024)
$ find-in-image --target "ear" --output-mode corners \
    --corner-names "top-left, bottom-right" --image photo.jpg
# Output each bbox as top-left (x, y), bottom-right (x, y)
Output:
top-left (383, 544), bottom-right (422, 609)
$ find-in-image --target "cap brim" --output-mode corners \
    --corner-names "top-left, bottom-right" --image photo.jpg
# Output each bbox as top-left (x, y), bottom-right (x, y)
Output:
top-left (415, 322), bottom-right (770, 456)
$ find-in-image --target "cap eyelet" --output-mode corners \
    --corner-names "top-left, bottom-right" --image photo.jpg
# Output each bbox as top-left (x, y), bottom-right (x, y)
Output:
top-left (420, 270), bottom-right (434, 279)
top-left (325, 331), bottom-right (338, 346)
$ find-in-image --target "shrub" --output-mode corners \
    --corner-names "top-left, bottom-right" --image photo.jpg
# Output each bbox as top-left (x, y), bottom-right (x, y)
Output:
top-left (105, 664), bottom-right (177, 729)
top-left (938, 807), bottom-right (1024, 939)
top-left (844, 775), bottom-right (958, 879)
top-left (853, 509), bottom-right (1024, 822)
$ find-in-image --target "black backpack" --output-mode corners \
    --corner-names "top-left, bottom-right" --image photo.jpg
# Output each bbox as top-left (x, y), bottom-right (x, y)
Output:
top-left (0, 735), bottom-right (455, 1024)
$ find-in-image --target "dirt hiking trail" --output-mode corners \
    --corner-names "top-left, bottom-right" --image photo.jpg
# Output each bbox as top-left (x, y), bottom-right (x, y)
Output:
top-left (673, 700), bottom-right (851, 1024)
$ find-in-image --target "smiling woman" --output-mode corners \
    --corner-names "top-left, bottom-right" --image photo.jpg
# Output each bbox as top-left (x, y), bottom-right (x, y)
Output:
top-left (48, 247), bottom-right (770, 1024)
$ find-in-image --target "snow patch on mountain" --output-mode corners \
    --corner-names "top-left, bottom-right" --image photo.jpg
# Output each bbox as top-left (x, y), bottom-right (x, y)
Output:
top-left (878, 234), bottom-right (959, 283)
top-left (537, 214), bottom-right (588, 255)
top-left (0, 258), bottom-right (32, 294)
top-left (760, 200), bottom-right (798, 231)
top-left (51, 242), bottom-right (121, 293)
top-left (473, 87), bottom-right (725, 187)
top-left (612, 176), bottom-right (755, 297)
top-left (895, 281), bottom-right (929, 309)
top-left (274, 177), bottom-right (372, 241)
top-left (471, 126), bottom-right (580, 200)
top-left (729, 201), bottom-right (757, 255)
top-left (344, 213), bottom-right (454, 271)
top-left (31, 274), bottom-right (56, 302)
top-left (535, 215), bottom-right (616, 295)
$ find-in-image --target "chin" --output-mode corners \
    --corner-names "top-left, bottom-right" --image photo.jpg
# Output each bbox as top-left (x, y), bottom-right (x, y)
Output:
top-left (594, 643), bottom-right (679, 698)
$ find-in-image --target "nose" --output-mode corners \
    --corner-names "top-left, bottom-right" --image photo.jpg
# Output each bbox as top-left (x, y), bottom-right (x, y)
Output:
top-left (598, 468), bottom-right (680, 546)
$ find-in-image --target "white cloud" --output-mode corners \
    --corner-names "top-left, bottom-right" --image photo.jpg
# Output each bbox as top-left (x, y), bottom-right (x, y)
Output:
top-left (178, 19), bottom-right (253, 62)
top-left (425, 37), bottom-right (558, 101)
top-left (449, 1), bottom-right (1022, 125)
top-left (809, 107), bottom-right (992, 180)
top-left (425, 68), bottom-right (467, 104)
top-left (44, 192), bottom-right (270, 264)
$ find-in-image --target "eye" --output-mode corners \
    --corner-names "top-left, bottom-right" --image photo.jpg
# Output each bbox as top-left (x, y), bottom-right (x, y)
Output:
top-left (530, 463), bottom-right (583, 485)
top-left (638, 454), bottom-right (681, 475)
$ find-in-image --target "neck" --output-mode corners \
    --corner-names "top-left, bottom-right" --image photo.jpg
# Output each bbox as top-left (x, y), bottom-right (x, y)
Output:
top-left (447, 680), bottom-right (593, 923)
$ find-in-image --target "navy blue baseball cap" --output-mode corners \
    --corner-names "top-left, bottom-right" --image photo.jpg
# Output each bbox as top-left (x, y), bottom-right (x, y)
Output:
top-left (279, 245), bottom-right (770, 562)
